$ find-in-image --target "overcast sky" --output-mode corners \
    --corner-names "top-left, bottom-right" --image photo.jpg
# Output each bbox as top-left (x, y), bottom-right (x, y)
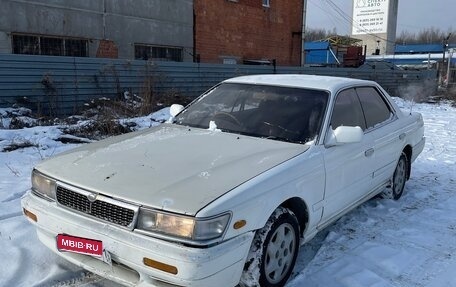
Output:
top-left (306, 0), bottom-right (454, 35)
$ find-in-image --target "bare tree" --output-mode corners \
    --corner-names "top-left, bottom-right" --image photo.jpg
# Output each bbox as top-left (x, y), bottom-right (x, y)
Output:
top-left (396, 27), bottom-right (456, 45)
top-left (305, 28), bottom-right (338, 42)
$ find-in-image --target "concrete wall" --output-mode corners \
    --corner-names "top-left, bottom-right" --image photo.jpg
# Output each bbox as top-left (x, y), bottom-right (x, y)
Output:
top-left (0, 32), bottom-right (10, 53)
top-left (0, 0), bottom-right (193, 60)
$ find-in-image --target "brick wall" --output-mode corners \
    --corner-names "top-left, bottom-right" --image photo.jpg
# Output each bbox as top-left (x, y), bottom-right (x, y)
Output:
top-left (96, 40), bottom-right (119, 59)
top-left (194, 0), bottom-right (303, 66)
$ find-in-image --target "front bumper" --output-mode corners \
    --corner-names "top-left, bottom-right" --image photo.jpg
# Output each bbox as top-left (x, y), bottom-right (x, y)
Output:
top-left (21, 191), bottom-right (254, 287)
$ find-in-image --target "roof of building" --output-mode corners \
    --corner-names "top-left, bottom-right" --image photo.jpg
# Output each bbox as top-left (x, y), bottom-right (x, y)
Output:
top-left (304, 37), bottom-right (363, 51)
top-left (324, 35), bottom-right (362, 46)
top-left (367, 53), bottom-right (456, 65)
top-left (304, 42), bottom-right (330, 51)
top-left (395, 43), bottom-right (456, 54)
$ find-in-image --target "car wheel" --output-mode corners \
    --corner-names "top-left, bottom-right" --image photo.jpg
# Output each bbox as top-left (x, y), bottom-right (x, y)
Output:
top-left (383, 152), bottom-right (408, 200)
top-left (240, 207), bottom-right (300, 287)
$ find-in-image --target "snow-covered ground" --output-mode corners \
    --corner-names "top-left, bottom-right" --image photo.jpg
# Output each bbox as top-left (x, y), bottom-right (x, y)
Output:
top-left (1, 99), bottom-right (455, 287)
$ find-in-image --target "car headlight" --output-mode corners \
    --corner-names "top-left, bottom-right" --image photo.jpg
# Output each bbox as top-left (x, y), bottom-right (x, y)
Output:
top-left (31, 169), bottom-right (56, 200)
top-left (137, 208), bottom-right (231, 242)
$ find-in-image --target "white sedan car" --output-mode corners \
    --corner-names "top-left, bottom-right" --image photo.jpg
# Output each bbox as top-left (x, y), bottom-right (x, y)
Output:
top-left (22, 75), bottom-right (425, 287)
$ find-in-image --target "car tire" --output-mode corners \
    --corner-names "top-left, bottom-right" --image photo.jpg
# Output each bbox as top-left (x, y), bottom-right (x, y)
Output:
top-left (240, 207), bottom-right (300, 287)
top-left (383, 152), bottom-right (408, 200)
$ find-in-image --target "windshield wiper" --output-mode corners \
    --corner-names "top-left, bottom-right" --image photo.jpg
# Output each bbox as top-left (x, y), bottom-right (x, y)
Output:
top-left (263, 135), bottom-right (295, 143)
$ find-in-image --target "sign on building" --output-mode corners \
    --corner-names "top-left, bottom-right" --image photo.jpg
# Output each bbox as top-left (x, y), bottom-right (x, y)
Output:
top-left (352, 0), bottom-right (389, 35)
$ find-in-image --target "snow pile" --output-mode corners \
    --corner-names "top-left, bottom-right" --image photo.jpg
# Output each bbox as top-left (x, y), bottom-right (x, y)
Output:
top-left (0, 107), bottom-right (170, 286)
top-left (0, 107), bottom-right (37, 129)
top-left (207, 120), bottom-right (221, 132)
top-left (1, 100), bottom-right (456, 286)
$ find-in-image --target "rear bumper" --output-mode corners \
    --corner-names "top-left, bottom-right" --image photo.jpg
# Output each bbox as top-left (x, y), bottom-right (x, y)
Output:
top-left (21, 191), bottom-right (253, 287)
top-left (412, 136), bottom-right (425, 163)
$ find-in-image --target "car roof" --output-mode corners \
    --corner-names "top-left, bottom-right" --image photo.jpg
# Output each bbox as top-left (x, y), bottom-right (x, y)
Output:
top-left (223, 74), bottom-right (377, 92)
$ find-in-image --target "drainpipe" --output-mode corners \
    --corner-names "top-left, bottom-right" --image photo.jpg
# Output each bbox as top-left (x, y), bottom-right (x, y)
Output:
top-left (103, 0), bottom-right (107, 39)
top-left (193, 7), bottom-right (197, 62)
top-left (301, 0), bottom-right (307, 66)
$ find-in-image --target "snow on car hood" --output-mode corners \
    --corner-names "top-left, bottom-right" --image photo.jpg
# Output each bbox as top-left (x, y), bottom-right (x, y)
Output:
top-left (36, 124), bottom-right (308, 216)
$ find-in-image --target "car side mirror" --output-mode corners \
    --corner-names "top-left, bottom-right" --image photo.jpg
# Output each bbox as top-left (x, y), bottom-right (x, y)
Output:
top-left (326, 126), bottom-right (363, 147)
top-left (169, 104), bottom-right (184, 118)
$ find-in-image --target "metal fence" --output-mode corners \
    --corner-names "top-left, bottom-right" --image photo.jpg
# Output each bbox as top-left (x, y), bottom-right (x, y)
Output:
top-left (0, 54), bottom-right (438, 116)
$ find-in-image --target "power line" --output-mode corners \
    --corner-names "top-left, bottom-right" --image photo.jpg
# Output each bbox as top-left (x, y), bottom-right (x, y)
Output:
top-left (307, 0), bottom-right (349, 32)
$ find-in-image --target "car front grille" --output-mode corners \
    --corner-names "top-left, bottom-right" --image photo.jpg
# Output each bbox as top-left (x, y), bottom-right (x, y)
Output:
top-left (56, 185), bottom-right (136, 228)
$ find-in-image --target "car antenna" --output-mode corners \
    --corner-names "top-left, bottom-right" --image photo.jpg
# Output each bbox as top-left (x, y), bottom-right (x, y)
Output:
top-left (403, 86), bottom-right (417, 115)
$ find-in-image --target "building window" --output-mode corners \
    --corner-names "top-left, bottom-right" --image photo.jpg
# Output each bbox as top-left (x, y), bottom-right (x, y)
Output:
top-left (65, 39), bottom-right (89, 57)
top-left (12, 35), bottom-right (39, 55)
top-left (12, 34), bottom-right (88, 57)
top-left (262, 0), bottom-right (270, 7)
top-left (134, 44), bottom-right (183, 62)
top-left (40, 37), bottom-right (63, 56)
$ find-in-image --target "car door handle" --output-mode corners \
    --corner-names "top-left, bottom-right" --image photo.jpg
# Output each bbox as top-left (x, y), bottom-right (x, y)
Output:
top-left (365, 148), bottom-right (374, 157)
top-left (399, 133), bottom-right (406, 140)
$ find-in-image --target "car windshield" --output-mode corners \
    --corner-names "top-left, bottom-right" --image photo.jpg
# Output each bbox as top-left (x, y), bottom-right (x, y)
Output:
top-left (174, 83), bottom-right (329, 144)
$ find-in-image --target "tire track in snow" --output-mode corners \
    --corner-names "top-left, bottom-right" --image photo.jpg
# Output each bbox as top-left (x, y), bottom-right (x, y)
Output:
top-left (0, 211), bottom-right (22, 221)
top-left (293, 168), bottom-right (453, 284)
top-left (1, 247), bottom-right (35, 287)
top-left (1, 189), bottom-right (27, 203)
top-left (44, 272), bottom-right (104, 287)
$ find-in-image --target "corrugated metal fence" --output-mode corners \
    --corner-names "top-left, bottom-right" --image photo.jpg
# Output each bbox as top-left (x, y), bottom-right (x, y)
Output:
top-left (0, 54), bottom-right (437, 116)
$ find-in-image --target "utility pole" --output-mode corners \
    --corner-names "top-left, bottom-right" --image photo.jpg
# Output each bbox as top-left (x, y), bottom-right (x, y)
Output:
top-left (442, 33), bottom-right (451, 83)
top-left (446, 48), bottom-right (454, 87)
top-left (301, 0), bottom-right (307, 66)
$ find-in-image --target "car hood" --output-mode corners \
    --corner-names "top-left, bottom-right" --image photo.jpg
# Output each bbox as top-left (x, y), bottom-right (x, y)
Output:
top-left (36, 124), bottom-right (307, 215)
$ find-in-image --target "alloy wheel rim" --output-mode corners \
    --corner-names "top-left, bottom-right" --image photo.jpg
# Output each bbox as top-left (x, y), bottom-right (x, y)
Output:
top-left (393, 158), bottom-right (406, 196)
top-left (264, 223), bottom-right (296, 284)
